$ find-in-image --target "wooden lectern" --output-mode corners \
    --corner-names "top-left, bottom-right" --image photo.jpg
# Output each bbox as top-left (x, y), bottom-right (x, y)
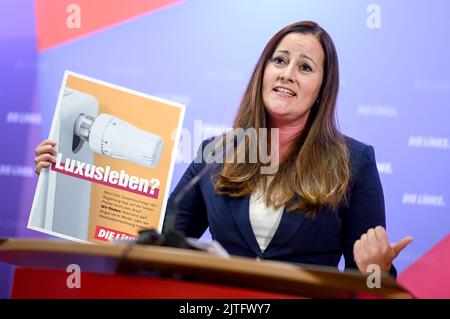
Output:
top-left (0, 238), bottom-right (413, 299)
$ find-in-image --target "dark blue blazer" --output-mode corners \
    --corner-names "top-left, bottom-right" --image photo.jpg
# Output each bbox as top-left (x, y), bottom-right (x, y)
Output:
top-left (165, 136), bottom-right (396, 277)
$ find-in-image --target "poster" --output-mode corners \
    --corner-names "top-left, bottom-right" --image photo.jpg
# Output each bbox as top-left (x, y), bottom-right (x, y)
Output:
top-left (27, 71), bottom-right (185, 244)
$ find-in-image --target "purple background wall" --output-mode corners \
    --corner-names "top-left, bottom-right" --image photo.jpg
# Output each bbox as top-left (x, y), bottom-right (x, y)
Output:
top-left (1, 0), bottom-right (449, 298)
top-left (0, 0), bottom-right (41, 298)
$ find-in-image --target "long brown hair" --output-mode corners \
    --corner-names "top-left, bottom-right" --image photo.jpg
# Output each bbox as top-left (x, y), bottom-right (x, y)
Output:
top-left (214, 21), bottom-right (350, 216)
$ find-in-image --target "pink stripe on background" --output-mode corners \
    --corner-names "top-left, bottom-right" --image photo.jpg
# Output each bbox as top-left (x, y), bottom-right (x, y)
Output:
top-left (398, 234), bottom-right (450, 298)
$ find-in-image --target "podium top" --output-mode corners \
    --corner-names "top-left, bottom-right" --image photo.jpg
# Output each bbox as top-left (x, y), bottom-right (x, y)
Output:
top-left (0, 238), bottom-right (413, 299)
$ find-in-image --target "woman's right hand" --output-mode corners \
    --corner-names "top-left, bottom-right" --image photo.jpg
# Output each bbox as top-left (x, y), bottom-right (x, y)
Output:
top-left (34, 139), bottom-right (57, 175)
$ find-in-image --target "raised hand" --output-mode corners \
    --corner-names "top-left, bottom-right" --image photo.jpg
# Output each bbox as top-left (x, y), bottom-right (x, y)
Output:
top-left (353, 226), bottom-right (413, 273)
top-left (34, 139), bottom-right (57, 174)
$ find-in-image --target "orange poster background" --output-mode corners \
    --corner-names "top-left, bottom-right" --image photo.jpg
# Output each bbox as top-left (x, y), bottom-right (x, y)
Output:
top-left (66, 74), bottom-right (183, 243)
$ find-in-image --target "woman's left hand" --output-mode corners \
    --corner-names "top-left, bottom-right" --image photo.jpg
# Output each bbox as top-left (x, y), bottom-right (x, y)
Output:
top-left (353, 226), bottom-right (413, 273)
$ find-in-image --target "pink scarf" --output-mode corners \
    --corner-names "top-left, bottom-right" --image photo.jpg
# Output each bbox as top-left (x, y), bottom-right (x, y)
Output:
top-left (270, 115), bottom-right (307, 161)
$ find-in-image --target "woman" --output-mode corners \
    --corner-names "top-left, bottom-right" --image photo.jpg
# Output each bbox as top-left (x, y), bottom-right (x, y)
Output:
top-left (35, 21), bottom-right (412, 276)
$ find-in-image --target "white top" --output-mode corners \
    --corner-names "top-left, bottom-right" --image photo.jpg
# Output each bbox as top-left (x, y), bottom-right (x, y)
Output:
top-left (249, 183), bottom-right (284, 252)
